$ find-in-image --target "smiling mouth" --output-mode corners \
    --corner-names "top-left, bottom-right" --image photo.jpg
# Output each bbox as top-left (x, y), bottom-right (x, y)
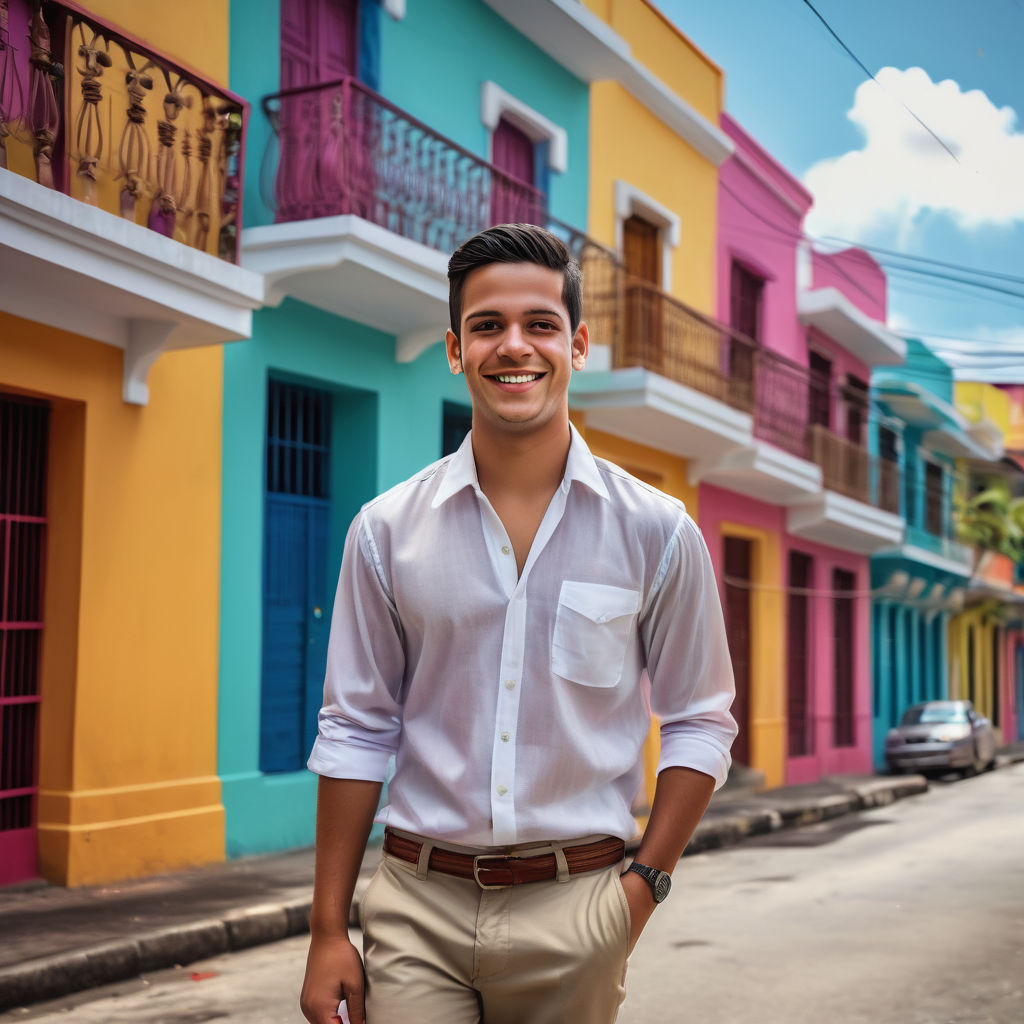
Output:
top-left (490, 373), bottom-right (544, 384)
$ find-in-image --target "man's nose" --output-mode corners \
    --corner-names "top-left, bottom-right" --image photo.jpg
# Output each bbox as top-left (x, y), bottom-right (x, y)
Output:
top-left (497, 324), bottom-right (533, 357)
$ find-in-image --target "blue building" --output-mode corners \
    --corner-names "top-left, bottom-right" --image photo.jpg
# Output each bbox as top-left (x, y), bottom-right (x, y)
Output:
top-left (220, 0), bottom-right (616, 856)
top-left (869, 340), bottom-right (995, 768)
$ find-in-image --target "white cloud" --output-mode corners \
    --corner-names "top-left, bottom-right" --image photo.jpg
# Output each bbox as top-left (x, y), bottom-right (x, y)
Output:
top-left (803, 67), bottom-right (1024, 240)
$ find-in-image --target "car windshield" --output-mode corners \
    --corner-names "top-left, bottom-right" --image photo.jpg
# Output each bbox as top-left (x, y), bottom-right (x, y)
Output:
top-left (901, 705), bottom-right (968, 725)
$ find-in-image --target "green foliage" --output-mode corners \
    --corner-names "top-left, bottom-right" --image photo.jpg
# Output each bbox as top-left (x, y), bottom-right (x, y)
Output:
top-left (956, 478), bottom-right (1024, 564)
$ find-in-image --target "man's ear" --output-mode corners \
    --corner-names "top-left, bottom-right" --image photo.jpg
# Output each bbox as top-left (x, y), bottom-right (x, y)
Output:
top-left (445, 329), bottom-right (462, 375)
top-left (571, 321), bottom-right (589, 371)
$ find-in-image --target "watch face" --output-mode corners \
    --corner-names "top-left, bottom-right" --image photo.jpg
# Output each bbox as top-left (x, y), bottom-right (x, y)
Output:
top-left (653, 872), bottom-right (671, 903)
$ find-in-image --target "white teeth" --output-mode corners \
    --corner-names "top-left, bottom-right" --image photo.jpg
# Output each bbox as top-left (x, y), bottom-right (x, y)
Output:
top-left (496, 374), bottom-right (540, 384)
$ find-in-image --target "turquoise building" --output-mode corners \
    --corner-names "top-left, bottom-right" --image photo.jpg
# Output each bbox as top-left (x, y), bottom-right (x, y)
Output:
top-left (221, 0), bottom-right (595, 855)
top-left (869, 340), bottom-right (997, 768)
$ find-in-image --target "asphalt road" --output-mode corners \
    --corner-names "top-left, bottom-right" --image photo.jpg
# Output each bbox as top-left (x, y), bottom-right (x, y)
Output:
top-left (4, 763), bottom-right (1023, 1024)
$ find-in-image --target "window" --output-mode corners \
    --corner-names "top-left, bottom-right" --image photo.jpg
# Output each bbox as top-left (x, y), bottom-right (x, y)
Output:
top-left (613, 182), bottom-right (681, 292)
top-left (730, 262), bottom-right (763, 343)
top-left (808, 351), bottom-right (832, 429)
top-left (878, 425), bottom-right (900, 514)
top-left (442, 401), bottom-right (472, 457)
top-left (481, 83), bottom-right (567, 224)
top-left (843, 375), bottom-right (868, 445)
top-left (924, 462), bottom-right (944, 536)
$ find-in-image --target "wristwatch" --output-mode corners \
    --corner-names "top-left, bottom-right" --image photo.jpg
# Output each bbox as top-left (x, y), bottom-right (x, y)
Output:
top-left (624, 862), bottom-right (672, 903)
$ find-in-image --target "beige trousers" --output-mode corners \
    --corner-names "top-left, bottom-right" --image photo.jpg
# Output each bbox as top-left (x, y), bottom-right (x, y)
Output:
top-left (358, 835), bottom-right (631, 1024)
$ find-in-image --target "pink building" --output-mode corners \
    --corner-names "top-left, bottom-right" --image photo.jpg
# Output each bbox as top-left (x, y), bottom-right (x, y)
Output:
top-left (697, 114), bottom-right (905, 786)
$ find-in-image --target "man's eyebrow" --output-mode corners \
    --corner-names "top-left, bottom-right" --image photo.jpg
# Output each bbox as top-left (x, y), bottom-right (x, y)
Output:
top-left (524, 308), bottom-right (564, 319)
top-left (465, 309), bottom-right (504, 320)
top-left (464, 307), bottom-right (565, 321)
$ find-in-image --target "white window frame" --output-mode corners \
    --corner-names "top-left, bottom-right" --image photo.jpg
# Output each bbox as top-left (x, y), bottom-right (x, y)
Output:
top-left (480, 81), bottom-right (568, 173)
top-left (613, 180), bottom-right (681, 292)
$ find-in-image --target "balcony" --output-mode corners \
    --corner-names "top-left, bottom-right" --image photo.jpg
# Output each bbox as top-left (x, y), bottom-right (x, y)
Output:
top-left (243, 76), bottom-right (559, 362)
top-left (0, 0), bottom-right (261, 403)
top-left (786, 426), bottom-right (904, 553)
top-left (572, 275), bottom-right (753, 459)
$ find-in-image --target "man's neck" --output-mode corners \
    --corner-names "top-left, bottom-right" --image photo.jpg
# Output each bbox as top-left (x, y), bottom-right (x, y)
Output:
top-left (472, 418), bottom-right (571, 502)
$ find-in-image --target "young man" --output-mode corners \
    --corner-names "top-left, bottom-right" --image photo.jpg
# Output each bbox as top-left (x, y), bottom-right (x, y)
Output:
top-left (300, 224), bottom-right (737, 1024)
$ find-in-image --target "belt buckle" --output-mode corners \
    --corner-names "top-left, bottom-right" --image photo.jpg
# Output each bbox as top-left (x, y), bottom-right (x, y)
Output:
top-left (472, 853), bottom-right (516, 890)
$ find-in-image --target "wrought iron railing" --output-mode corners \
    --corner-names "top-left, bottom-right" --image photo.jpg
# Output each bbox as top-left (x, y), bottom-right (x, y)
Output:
top-left (261, 76), bottom-right (547, 253)
top-left (0, 0), bottom-right (245, 262)
top-left (753, 347), bottom-right (812, 459)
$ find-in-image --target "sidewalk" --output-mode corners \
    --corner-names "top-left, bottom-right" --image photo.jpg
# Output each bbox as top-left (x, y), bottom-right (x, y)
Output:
top-left (3, 747), bottom-right (1023, 1013)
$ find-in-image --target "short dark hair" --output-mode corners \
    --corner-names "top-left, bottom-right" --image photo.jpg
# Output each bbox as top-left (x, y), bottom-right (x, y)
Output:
top-left (447, 223), bottom-right (582, 339)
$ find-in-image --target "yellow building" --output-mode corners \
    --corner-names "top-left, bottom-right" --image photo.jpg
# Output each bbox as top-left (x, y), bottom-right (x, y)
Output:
top-left (949, 383), bottom-right (1024, 744)
top-left (0, 0), bottom-right (261, 885)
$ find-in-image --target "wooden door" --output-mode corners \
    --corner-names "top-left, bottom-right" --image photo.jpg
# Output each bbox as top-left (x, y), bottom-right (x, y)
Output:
top-left (278, 0), bottom-right (359, 219)
top-left (787, 552), bottom-right (813, 757)
top-left (832, 569), bottom-right (856, 747)
top-left (623, 215), bottom-right (662, 368)
top-left (724, 537), bottom-right (752, 765)
top-left (490, 117), bottom-right (539, 225)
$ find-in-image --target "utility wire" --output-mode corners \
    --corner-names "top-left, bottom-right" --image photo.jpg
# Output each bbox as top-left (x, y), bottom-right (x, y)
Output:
top-left (798, 0), bottom-right (963, 166)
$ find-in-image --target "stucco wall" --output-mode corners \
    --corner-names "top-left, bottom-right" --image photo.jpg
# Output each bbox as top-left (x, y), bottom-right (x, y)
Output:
top-left (1, 313), bottom-right (224, 885)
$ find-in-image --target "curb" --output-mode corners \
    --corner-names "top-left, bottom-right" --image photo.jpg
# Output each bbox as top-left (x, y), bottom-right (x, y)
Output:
top-left (4, 762), bottom-right (1018, 1013)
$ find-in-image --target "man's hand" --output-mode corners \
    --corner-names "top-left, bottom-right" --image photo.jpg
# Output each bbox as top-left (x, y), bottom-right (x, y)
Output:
top-left (300, 933), bottom-right (366, 1024)
top-left (618, 869), bottom-right (657, 955)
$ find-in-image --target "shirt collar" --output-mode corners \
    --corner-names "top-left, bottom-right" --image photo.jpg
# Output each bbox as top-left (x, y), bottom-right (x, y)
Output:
top-left (431, 422), bottom-right (611, 508)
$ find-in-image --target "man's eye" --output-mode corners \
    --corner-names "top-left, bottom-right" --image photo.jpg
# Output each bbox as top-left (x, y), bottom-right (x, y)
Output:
top-left (531, 321), bottom-right (557, 331)
top-left (471, 320), bottom-right (500, 331)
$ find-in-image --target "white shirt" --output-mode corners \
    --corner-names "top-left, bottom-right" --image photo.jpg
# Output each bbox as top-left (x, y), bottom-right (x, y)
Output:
top-left (308, 426), bottom-right (737, 846)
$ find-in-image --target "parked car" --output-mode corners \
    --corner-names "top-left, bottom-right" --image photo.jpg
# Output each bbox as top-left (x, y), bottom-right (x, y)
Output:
top-left (885, 700), bottom-right (997, 777)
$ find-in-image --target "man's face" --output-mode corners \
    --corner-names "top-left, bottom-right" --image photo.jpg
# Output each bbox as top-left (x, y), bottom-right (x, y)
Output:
top-left (445, 262), bottom-right (588, 439)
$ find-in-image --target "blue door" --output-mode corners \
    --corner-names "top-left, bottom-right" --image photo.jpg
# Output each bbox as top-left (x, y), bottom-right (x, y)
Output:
top-left (261, 381), bottom-right (332, 773)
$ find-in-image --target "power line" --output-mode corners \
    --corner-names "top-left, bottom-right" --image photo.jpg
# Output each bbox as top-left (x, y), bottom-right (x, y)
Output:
top-left (798, 0), bottom-right (963, 166)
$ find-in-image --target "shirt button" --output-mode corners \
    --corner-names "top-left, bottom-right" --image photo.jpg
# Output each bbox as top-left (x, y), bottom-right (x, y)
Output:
top-left (505, 679), bottom-right (516, 690)
top-left (501, 545), bottom-right (511, 555)
top-left (496, 785), bottom-right (508, 796)
top-left (501, 731), bottom-right (510, 742)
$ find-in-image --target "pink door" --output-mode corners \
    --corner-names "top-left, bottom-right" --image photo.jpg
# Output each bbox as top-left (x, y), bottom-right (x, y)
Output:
top-left (0, 394), bottom-right (49, 885)
top-left (490, 117), bottom-right (540, 226)
top-left (277, 0), bottom-right (359, 220)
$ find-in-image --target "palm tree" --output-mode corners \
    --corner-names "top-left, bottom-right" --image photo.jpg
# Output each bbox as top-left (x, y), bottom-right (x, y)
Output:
top-left (956, 478), bottom-right (1024, 569)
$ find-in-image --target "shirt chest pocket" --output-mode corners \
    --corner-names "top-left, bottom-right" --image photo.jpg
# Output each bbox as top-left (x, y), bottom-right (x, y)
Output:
top-left (551, 581), bottom-right (641, 688)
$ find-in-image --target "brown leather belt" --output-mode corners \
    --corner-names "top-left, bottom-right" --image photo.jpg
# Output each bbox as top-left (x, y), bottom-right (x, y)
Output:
top-left (383, 828), bottom-right (625, 890)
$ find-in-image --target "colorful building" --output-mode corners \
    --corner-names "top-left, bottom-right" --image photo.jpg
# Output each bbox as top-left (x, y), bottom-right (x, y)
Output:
top-left (869, 343), bottom-right (990, 768)
top-left (221, 0), bottom-right (633, 857)
top-left (700, 116), bottom-right (905, 787)
top-left (0, 0), bottom-right (260, 884)
top-left (946, 382), bottom-right (1024, 745)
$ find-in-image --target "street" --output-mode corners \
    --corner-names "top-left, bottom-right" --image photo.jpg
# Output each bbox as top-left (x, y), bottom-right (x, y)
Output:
top-left (4, 764), bottom-right (1023, 1024)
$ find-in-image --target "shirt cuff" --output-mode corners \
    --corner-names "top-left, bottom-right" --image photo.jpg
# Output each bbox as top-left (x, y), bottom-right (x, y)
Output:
top-left (656, 729), bottom-right (734, 791)
top-left (306, 735), bottom-right (393, 782)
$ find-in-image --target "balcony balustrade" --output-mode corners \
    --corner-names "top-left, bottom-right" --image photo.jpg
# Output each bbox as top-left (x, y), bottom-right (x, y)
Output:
top-left (0, 0), bottom-right (245, 261)
top-left (261, 76), bottom-right (547, 256)
top-left (809, 424), bottom-right (901, 514)
top-left (607, 274), bottom-right (755, 414)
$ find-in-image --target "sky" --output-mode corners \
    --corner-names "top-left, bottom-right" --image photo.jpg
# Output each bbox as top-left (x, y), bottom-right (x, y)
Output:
top-left (654, 0), bottom-right (1024, 382)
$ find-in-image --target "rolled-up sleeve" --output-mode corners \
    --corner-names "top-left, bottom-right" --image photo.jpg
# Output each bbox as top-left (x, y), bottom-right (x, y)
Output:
top-left (307, 511), bottom-right (406, 781)
top-left (640, 514), bottom-right (738, 789)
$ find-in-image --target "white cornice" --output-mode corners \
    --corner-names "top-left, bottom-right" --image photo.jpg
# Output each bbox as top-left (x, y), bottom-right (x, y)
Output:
top-left (483, 0), bottom-right (733, 166)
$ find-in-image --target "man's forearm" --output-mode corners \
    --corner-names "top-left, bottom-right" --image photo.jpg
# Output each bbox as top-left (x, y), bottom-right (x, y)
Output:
top-left (632, 765), bottom-right (716, 873)
top-left (309, 776), bottom-right (383, 935)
